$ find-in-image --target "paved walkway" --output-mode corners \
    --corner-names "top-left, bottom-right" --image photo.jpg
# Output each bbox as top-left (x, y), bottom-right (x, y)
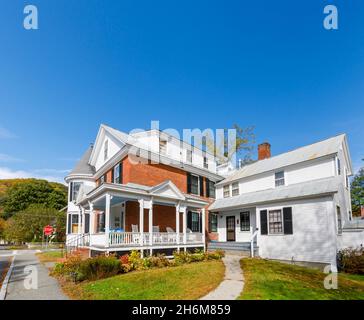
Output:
top-left (201, 255), bottom-right (244, 300)
top-left (5, 250), bottom-right (68, 300)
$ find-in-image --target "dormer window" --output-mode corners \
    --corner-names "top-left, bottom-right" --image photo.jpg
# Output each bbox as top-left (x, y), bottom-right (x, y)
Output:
top-left (204, 156), bottom-right (208, 169)
top-left (159, 139), bottom-right (167, 155)
top-left (187, 149), bottom-right (192, 163)
top-left (275, 171), bottom-right (285, 187)
top-left (104, 140), bottom-right (109, 161)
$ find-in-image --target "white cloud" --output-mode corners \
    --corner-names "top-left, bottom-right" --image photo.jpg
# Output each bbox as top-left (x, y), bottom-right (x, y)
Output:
top-left (0, 167), bottom-right (68, 184)
top-left (0, 153), bottom-right (24, 163)
top-left (0, 127), bottom-right (17, 139)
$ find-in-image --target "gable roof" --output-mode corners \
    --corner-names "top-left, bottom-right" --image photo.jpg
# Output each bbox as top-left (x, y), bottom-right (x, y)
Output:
top-left (210, 176), bottom-right (340, 211)
top-left (217, 134), bottom-right (349, 186)
top-left (68, 146), bottom-right (95, 177)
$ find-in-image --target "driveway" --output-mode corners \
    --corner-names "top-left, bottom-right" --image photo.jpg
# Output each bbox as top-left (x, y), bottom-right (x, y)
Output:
top-left (5, 250), bottom-right (68, 300)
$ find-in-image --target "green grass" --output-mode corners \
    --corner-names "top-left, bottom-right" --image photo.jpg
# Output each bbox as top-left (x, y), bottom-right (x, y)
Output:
top-left (37, 250), bottom-right (64, 263)
top-left (239, 258), bottom-right (364, 300)
top-left (63, 260), bottom-right (224, 300)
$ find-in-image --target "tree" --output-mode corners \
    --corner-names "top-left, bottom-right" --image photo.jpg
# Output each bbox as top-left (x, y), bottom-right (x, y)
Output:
top-left (205, 124), bottom-right (255, 165)
top-left (0, 218), bottom-right (5, 240)
top-left (1, 179), bottom-right (67, 218)
top-left (3, 205), bottom-right (66, 243)
top-left (351, 167), bottom-right (364, 217)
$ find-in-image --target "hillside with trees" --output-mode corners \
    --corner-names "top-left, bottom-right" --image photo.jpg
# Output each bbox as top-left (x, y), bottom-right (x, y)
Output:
top-left (0, 179), bottom-right (68, 243)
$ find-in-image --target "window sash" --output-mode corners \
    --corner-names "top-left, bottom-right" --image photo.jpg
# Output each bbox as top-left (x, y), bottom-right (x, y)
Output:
top-left (203, 157), bottom-right (208, 169)
top-left (208, 181), bottom-right (216, 198)
top-left (209, 213), bottom-right (218, 232)
top-left (71, 182), bottom-right (82, 202)
top-left (240, 212), bottom-right (250, 231)
top-left (275, 171), bottom-right (285, 187)
top-left (232, 183), bottom-right (239, 196)
top-left (268, 210), bottom-right (283, 234)
top-left (113, 164), bottom-right (121, 184)
top-left (190, 175), bottom-right (199, 195)
top-left (191, 212), bottom-right (200, 232)
top-left (223, 185), bottom-right (230, 198)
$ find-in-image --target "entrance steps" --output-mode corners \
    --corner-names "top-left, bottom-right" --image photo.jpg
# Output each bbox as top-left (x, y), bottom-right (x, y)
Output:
top-left (207, 241), bottom-right (259, 257)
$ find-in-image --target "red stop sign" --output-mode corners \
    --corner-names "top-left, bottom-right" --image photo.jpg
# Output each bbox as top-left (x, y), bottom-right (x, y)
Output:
top-left (44, 225), bottom-right (53, 236)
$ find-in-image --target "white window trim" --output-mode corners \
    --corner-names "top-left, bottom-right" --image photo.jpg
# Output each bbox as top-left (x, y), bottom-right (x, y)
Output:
top-left (232, 182), bottom-right (239, 197)
top-left (223, 185), bottom-right (231, 198)
top-left (267, 208), bottom-right (284, 235)
top-left (190, 173), bottom-right (200, 196)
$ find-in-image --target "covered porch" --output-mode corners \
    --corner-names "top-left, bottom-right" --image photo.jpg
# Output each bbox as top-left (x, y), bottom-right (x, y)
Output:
top-left (72, 181), bottom-right (207, 254)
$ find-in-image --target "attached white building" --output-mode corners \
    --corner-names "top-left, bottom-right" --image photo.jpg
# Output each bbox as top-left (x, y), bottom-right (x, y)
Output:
top-left (209, 134), bottom-right (363, 266)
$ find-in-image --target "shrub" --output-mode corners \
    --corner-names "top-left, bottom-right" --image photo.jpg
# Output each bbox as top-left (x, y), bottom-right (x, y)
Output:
top-left (173, 251), bottom-right (192, 265)
top-left (148, 254), bottom-right (171, 268)
top-left (337, 247), bottom-right (364, 274)
top-left (206, 250), bottom-right (225, 260)
top-left (77, 255), bottom-right (121, 281)
top-left (52, 252), bottom-right (83, 278)
top-left (129, 250), bottom-right (143, 270)
top-left (120, 254), bottom-right (129, 265)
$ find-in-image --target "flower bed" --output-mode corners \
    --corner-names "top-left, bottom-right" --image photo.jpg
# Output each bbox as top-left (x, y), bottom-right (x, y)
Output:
top-left (52, 249), bottom-right (224, 282)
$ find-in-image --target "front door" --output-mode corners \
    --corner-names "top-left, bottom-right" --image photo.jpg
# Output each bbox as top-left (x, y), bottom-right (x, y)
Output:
top-left (226, 216), bottom-right (236, 241)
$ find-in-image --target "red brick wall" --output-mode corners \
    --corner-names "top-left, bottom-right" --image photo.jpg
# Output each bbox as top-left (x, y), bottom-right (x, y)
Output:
top-left (125, 201), bottom-right (179, 232)
top-left (122, 156), bottom-right (188, 193)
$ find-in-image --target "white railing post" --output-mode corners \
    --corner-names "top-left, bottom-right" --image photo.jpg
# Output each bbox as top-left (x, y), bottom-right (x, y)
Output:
top-left (105, 194), bottom-right (111, 248)
top-left (149, 200), bottom-right (153, 247)
top-left (201, 208), bottom-right (206, 249)
top-left (182, 206), bottom-right (187, 245)
top-left (176, 203), bottom-right (180, 245)
top-left (138, 199), bottom-right (144, 247)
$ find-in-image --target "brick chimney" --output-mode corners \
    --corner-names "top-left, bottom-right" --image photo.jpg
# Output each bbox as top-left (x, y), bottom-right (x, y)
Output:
top-left (258, 142), bottom-right (271, 160)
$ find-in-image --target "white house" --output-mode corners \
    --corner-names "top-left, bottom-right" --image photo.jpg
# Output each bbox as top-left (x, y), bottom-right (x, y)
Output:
top-left (209, 134), bottom-right (364, 267)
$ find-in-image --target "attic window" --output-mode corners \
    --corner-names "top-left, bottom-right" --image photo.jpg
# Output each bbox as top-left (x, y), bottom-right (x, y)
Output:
top-left (104, 140), bottom-right (109, 161)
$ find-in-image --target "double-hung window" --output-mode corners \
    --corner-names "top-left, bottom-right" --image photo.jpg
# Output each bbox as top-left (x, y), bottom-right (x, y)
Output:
top-left (191, 212), bottom-right (200, 232)
top-left (69, 182), bottom-right (83, 202)
top-left (268, 209), bottom-right (283, 234)
top-left (159, 139), bottom-right (167, 155)
top-left (209, 213), bottom-right (218, 232)
top-left (232, 182), bottom-right (239, 196)
top-left (207, 180), bottom-right (216, 198)
top-left (275, 171), bottom-right (285, 187)
top-left (113, 163), bottom-right (122, 184)
top-left (67, 214), bottom-right (79, 234)
top-left (190, 174), bottom-right (199, 195)
top-left (223, 185), bottom-right (230, 198)
top-left (204, 156), bottom-right (208, 169)
top-left (240, 212), bottom-right (250, 231)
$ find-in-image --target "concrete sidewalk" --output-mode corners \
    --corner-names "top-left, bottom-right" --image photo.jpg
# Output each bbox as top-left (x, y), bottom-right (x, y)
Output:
top-left (201, 255), bottom-right (244, 300)
top-left (5, 250), bottom-right (68, 300)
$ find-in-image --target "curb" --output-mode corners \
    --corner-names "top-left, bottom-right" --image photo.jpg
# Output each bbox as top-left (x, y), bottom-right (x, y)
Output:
top-left (0, 251), bottom-right (16, 300)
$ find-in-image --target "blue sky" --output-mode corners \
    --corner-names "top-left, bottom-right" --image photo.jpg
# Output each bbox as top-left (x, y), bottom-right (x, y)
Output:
top-left (0, 0), bottom-right (363, 183)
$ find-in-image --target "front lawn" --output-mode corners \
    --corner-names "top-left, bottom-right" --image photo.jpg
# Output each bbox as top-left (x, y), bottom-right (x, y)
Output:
top-left (239, 258), bottom-right (364, 300)
top-left (62, 260), bottom-right (224, 300)
top-left (37, 250), bottom-right (65, 263)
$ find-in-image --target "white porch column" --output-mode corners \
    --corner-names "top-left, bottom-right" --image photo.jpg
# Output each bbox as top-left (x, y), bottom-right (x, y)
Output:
top-left (105, 194), bottom-right (111, 248)
top-left (201, 208), bottom-right (206, 248)
top-left (88, 202), bottom-right (94, 235)
top-left (176, 203), bottom-right (180, 245)
top-left (138, 199), bottom-right (144, 246)
top-left (182, 206), bottom-right (187, 245)
top-left (149, 200), bottom-right (153, 247)
top-left (78, 208), bottom-right (82, 235)
top-left (81, 207), bottom-right (86, 234)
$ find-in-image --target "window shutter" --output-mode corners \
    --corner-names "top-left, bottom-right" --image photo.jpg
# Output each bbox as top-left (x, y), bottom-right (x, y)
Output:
top-left (187, 211), bottom-right (192, 230)
top-left (260, 210), bottom-right (268, 235)
top-left (187, 173), bottom-right (192, 193)
top-left (206, 178), bottom-right (210, 198)
top-left (283, 207), bottom-right (293, 235)
top-left (199, 176), bottom-right (204, 196)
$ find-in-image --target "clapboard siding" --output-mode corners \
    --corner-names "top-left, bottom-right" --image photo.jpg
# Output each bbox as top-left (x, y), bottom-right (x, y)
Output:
top-left (257, 197), bottom-right (337, 264)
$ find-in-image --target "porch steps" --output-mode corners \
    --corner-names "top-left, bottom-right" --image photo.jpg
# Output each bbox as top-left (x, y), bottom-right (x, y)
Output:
top-left (208, 241), bottom-right (259, 257)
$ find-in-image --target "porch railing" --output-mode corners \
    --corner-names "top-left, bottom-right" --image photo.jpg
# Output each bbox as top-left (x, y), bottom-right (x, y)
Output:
top-left (108, 232), bottom-right (203, 247)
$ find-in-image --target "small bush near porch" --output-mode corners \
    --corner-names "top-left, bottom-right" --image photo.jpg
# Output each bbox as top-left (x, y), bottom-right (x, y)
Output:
top-left (239, 258), bottom-right (364, 300)
top-left (61, 260), bottom-right (224, 300)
